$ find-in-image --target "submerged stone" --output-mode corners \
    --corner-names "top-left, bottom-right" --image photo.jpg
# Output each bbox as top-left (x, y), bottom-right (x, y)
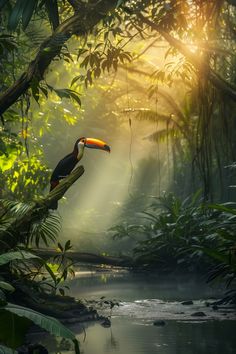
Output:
top-left (153, 320), bottom-right (166, 326)
top-left (181, 300), bottom-right (193, 305)
top-left (191, 311), bottom-right (207, 317)
top-left (101, 318), bottom-right (111, 327)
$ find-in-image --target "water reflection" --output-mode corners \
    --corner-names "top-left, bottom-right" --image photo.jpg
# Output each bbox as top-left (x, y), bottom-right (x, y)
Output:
top-left (79, 317), bottom-right (236, 354)
top-left (68, 272), bottom-right (223, 302)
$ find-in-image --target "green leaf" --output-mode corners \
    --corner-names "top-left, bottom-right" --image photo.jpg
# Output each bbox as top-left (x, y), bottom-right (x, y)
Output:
top-left (0, 310), bottom-right (31, 348)
top-left (3, 303), bottom-right (80, 353)
top-left (0, 0), bottom-right (8, 11)
top-left (45, 0), bottom-right (59, 30)
top-left (58, 242), bottom-right (64, 252)
top-left (116, 1), bottom-right (125, 9)
top-left (22, 0), bottom-right (38, 30)
top-left (8, 0), bottom-right (27, 30)
top-left (59, 288), bottom-right (65, 296)
top-left (217, 229), bottom-right (236, 241)
top-left (0, 346), bottom-right (18, 354)
top-left (71, 75), bottom-right (83, 86)
top-left (0, 251), bottom-right (40, 266)
top-left (199, 247), bottom-right (231, 265)
top-left (49, 85), bottom-right (81, 106)
top-left (44, 262), bottom-right (57, 282)
top-left (65, 239), bottom-right (72, 251)
top-left (208, 203), bottom-right (236, 215)
top-left (0, 281), bottom-right (15, 292)
top-left (69, 91), bottom-right (81, 106)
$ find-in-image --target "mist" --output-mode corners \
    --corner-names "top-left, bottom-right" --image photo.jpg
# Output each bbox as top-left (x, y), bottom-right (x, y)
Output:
top-left (35, 49), bottom-right (174, 252)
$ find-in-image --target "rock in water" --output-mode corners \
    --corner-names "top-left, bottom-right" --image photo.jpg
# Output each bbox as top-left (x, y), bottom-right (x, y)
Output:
top-left (191, 311), bottom-right (207, 317)
top-left (181, 300), bottom-right (193, 305)
top-left (153, 320), bottom-right (166, 326)
top-left (101, 318), bottom-right (111, 328)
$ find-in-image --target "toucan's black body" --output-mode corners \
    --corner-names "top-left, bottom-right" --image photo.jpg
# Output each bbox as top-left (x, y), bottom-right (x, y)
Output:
top-left (49, 136), bottom-right (110, 210)
top-left (50, 153), bottom-right (78, 188)
top-left (49, 138), bottom-right (82, 209)
top-left (50, 138), bottom-right (82, 187)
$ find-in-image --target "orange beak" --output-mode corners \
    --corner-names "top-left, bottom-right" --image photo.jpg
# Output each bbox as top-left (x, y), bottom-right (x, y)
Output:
top-left (85, 138), bottom-right (111, 153)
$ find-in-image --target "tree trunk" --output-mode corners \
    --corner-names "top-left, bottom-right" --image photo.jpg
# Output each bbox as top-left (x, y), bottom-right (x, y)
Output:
top-left (0, 0), bottom-right (118, 115)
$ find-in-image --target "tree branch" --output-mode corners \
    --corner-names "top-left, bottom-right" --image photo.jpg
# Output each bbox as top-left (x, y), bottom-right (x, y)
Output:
top-left (42, 165), bottom-right (85, 208)
top-left (0, 0), bottom-right (118, 115)
top-left (138, 13), bottom-right (236, 101)
top-left (0, 165), bottom-right (85, 250)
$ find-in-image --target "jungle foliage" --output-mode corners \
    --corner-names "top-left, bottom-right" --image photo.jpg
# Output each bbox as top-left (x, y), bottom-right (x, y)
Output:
top-left (1, 0), bottom-right (236, 352)
top-left (1, 0), bottom-right (236, 201)
top-left (0, 249), bottom-right (79, 352)
top-left (111, 191), bottom-right (236, 303)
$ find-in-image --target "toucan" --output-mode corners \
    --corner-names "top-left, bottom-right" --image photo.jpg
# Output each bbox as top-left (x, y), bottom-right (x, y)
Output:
top-left (49, 137), bottom-right (111, 209)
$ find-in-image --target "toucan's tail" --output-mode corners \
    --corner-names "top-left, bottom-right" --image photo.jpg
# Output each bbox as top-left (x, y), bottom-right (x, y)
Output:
top-left (49, 181), bottom-right (59, 210)
top-left (50, 180), bottom-right (59, 191)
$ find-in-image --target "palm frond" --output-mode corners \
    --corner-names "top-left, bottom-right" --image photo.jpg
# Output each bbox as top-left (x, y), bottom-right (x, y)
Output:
top-left (144, 127), bottom-right (182, 142)
top-left (0, 200), bottom-right (61, 248)
top-left (24, 24), bottom-right (47, 47)
top-left (0, 200), bottom-right (33, 218)
top-left (155, 88), bottom-right (188, 125)
top-left (29, 213), bottom-right (61, 247)
top-left (134, 108), bottom-right (177, 124)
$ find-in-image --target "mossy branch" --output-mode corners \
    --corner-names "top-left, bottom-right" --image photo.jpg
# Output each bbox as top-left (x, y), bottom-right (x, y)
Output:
top-left (0, 166), bottom-right (85, 250)
top-left (41, 165), bottom-right (85, 209)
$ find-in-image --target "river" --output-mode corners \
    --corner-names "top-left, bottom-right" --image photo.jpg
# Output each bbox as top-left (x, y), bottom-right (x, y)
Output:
top-left (30, 270), bottom-right (236, 354)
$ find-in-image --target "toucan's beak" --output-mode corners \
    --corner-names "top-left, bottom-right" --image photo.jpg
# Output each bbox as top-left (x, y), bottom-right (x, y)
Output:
top-left (85, 138), bottom-right (111, 153)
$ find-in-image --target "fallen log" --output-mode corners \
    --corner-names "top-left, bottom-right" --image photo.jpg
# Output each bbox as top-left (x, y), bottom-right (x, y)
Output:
top-left (33, 248), bottom-right (133, 268)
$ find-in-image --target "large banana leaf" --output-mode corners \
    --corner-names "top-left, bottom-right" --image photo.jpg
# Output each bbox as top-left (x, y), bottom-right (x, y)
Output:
top-left (2, 303), bottom-right (80, 353)
top-left (0, 281), bottom-right (15, 292)
top-left (0, 310), bottom-right (31, 348)
top-left (0, 251), bottom-right (40, 266)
